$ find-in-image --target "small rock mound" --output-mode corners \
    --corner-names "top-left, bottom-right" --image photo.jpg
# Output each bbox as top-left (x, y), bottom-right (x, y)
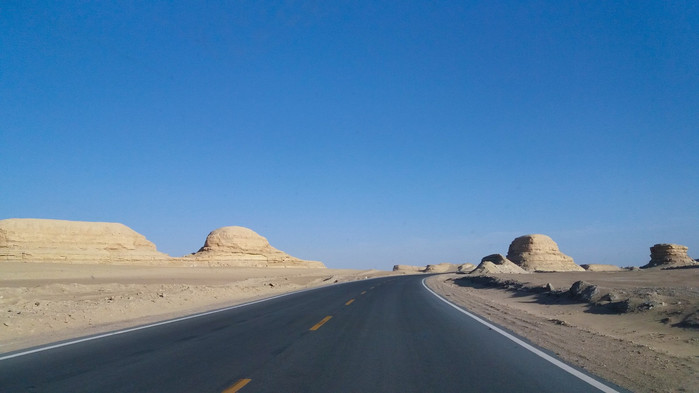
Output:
top-left (0, 218), bottom-right (169, 263)
top-left (187, 226), bottom-right (325, 268)
top-left (641, 244), bottom-right (697, 269)
top-left (506, 234), bottom-right (584, 272)
top-left (481, 254), bottom-right (513, 265)
top-left (568, 281), bottom-right (602, 302)
top-left (581, 264), bottom-right (624, 272)
top-left (471, 259), bottom-right (529, 275)
top-left (393, 265), bottom-right (424, 273)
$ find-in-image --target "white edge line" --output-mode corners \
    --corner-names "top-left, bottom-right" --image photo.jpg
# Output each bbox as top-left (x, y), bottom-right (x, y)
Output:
top-left (421, 278), bottom-right (620, 393)
top-left (0, 276), bottom-right (385, 361)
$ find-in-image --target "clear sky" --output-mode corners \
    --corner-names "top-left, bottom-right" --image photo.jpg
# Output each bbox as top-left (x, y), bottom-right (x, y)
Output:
top-left (2, 1), bottom-right (697, 269)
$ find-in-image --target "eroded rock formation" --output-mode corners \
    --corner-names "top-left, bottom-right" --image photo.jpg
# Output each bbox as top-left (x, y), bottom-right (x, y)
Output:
top-left (581, 264), bottom-right (624, 272)
top-left (457, 263), bottom-right (476, 273)
top-left (470, 253), bottom-right (529, 274)
top-left (0, 218), bottom-right (169, 263)
top-left (641, 244), bottom-right (697, 269)
top-left (424, 263), bottom-right (459, 273)
top-left (506, 234), bottom-right (584, 272)
top-left (186, 226), bottom-right (325, 268)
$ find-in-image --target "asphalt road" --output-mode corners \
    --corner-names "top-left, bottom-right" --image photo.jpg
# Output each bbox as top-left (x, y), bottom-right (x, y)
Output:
top-left (0, 275), bottom-right (626, 392)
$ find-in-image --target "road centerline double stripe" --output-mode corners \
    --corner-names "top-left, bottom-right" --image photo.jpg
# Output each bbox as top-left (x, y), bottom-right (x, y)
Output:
top-left (222, 378), bottom-right (251, 393)
top-left (309, 316), bottom-right (332, 331)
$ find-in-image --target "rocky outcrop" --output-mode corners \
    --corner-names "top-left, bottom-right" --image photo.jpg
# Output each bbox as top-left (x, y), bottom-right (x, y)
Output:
top-left (481, 254), bottom-right (513, 265)
top-left (425, 263), bottom-right (459, 273)
top-left (506, 234), bottom-right (584, 272)
top-left (185, 226), bottom-right (325, 268)
top-left (471, 260), bottom-right (529, 274)
top-left (470, 254), bottom-right (528, 274)
top-left (641, 244), bottom-right (697, 269)
top-left (457, 263), bottom-right (476, 273)
top-left (393, 265), bottom-right (425, 273)
top-left (581, 264), bottom-right (624, 272)
top-left (0, 218), bottom-right (169, 263)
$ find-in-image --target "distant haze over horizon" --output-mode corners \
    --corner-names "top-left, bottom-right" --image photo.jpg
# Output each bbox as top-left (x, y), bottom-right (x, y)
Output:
top-left (2, 2), bottom-right (697, 270)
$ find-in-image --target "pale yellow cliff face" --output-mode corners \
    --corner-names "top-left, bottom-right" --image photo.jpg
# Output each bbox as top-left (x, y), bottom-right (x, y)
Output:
top-left (0, 218), bottom-right (169, 263)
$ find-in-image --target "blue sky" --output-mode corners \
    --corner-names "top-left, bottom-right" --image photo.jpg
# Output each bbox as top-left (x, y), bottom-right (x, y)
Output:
top-left (2, 1), bottom-right (697, 269)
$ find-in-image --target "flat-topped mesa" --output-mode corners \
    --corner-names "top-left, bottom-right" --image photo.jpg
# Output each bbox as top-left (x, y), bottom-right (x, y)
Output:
top-left (506, 234), bottom-right (584, 272)
top-left (641, 244), bottom-right (697, 269)
top-left (187, 226), bottom-right (325, 268)
top-left (0, 218), bottom-right (169, 263)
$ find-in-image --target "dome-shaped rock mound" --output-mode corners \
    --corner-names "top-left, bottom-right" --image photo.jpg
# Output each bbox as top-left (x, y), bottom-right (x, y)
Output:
top-left (0, 218), bottom-right (169, 263)
top-left (641, 244), bottom-right (697, 269)
top-left (506, 234), bottom-right (584, 272)
top-left (188, 226), bottom-right (325, 268)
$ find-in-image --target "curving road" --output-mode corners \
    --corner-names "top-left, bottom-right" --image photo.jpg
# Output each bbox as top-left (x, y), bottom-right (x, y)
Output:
top-left (0, 275), bottom-right (626, 392)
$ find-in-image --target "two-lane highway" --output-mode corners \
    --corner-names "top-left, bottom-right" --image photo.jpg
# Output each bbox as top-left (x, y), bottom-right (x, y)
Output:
top-left (0, 275), bottom-right (626, 392)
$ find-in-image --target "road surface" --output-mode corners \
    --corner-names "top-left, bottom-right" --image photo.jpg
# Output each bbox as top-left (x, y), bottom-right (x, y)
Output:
top-left (0, 275), bottom-right (626, 392)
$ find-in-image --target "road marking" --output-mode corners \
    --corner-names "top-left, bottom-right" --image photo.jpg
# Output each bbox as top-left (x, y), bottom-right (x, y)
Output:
top-left (421, 279), bottom-right (620, 393)
top-left (310, 315), bottom-right (332, 331)
top-left (370, 286), bottom-right (375, 289)
top-left (222, 378), bottom-right (251, 393)
top-left (361, 291), bottom-right (367, 295)
top-left (345, 299), bottom-right (355, 306)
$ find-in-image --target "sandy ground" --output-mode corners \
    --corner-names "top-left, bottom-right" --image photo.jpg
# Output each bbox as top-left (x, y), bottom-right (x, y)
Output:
top-left (426, 269), bottom-right (699, 393)
top-left (0, 262), bottom-right (398, 354)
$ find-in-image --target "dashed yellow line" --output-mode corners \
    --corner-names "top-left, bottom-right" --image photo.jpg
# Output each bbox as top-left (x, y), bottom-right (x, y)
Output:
top-left (361, 291), bottom-right (367, 295)
top-left (345, 299), bottom-right (355, 306)
top-left (309, 315), bottom-right (333, 331)
top-left (222, 378), bottom-right (251, 393)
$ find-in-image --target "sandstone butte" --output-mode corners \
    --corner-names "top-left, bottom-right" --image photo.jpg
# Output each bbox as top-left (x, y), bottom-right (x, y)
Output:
top-left (641, 243), bottom-right (697, 269)
top-left (184, 226), bottom-right (325, 268)
top-left (0, 218), bottom-right (168, 263)
top-left (506, 234), bottom-right (585, 272)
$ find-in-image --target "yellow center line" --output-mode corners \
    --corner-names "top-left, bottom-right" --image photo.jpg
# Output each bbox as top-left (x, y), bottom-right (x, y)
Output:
top-left (361, 291), bottom-right (367, 295)
top-left (222, 378), bottom-right (251, 393)
top-left (345, 299), bottom-right (355, 306)
top-left (309, 315), bottom-right (333, 331)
